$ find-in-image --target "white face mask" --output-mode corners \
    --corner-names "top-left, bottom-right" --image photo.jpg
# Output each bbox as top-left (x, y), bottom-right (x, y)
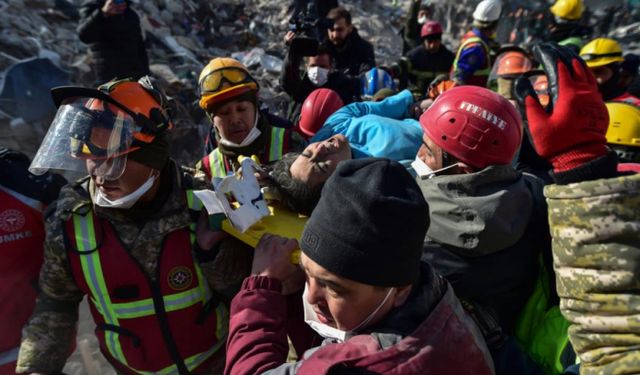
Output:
top-left (307, 66), bottom-right (330, 87)
top-left (218, 110), bottom-right (261, 148)
top-left (94, 173), bottom-right (156, 209)
top-left (302, 284), bottom-right (395, 342)
top-left (418, 15), bottom-right (428, 24)
top-left (411, 155), bottom-right (459, 179)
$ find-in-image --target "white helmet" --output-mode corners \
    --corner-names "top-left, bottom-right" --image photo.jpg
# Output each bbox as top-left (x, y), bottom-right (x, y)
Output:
top-left (473, 0), bottom-right (502, 23)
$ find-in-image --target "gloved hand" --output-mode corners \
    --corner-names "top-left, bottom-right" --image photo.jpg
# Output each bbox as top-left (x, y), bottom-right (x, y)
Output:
top-left (514, 43), bottom-right (609, 173)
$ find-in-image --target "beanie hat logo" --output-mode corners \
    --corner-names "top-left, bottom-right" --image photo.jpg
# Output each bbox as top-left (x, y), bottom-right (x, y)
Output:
top-left (301, 229), bottom-right (320, 253)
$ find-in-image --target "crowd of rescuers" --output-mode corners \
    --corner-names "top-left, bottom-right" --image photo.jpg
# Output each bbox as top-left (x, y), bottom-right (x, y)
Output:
top-left (2, 0), bottom-right (640, 375)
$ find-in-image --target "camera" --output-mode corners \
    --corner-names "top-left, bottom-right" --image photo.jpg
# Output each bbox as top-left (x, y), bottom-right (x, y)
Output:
top-left (288, 3), bottom-right (333, 56)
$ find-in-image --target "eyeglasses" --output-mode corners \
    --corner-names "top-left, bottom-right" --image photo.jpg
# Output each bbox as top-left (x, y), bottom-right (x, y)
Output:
top-left (199, 67), bottom-right (257, 96)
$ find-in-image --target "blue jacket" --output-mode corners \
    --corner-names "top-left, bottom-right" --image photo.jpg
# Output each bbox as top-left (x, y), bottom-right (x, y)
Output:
top-left (311, 90), bottom-right (423, 162)
top-left (454, 28), bottom-right (491, 84)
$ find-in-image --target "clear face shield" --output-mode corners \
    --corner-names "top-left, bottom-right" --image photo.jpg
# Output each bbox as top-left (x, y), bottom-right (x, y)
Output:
top-left (30, 96), bottom-right (140, 180)
top-left (487, 50), bottom-right (534, 93)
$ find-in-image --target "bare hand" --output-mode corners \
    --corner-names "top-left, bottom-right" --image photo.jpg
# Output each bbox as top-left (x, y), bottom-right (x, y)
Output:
top-left (196, 211), bottom-right (228, 251)
top-left (252, 234), bottom-right (300, 282)
top-left (101, 0), bottom-right (127, 17)
top-left (284, 31), bottom-right (296, 45)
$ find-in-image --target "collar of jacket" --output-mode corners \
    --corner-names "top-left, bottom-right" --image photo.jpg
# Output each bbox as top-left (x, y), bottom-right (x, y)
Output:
top-left (418, 164), bottom-right (537, 255)
top-left (361, 263), bottom-right (448, 349)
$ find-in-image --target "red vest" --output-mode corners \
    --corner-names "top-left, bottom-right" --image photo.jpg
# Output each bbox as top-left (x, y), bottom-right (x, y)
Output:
top-left (297, 287), bottom-right (495, 375)
top-left (0, 187), bottom-right (45, 373)
top-left (65, 208), bottom-right (227, 374)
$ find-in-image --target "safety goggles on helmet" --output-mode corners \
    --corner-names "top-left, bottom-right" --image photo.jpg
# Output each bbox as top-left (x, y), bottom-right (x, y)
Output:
top-left (580, 52), bottom-right (623, 63)
top-left (199, 67), bottom-right (258, 97)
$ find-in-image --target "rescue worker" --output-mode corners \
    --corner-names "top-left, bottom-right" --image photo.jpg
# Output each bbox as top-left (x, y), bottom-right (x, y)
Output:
top-left (545, 0), bottom-right (590, 54)
top-left (280, 41), bottom-right (359, 124)
top-left (196, 58), bottom-right (295, 181)
top-left (267, 89), bottom-right (424, 215)
top-left (579, 38), bottom-right (640, 106)
top-left (414, 86), bottom-right (552, 373)
top-left (515, 41), bottom-right (640, 375)
top-left (389, 21), bottom-right (455, 99)
top-left (487, 46), bottom-right (534, 103)
top-left (451, 0), bottom-right (502, 87)
top-left (401, 0), bottom-right (434, 54)
top-left (224, 158), bottom-right (495, 375)
top-left (0, 149), bottom-right (66, 375)
top-left (17, 77), bottom-right (234, 374)
top-left (605, 101), bottom-right (640, 171)
top-left (324, 6), bottom-right (376, 76)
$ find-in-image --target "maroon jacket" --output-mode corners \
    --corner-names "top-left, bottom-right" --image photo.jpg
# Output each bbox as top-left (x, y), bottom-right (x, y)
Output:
top-left (225, 265), bottom-right (495, 375)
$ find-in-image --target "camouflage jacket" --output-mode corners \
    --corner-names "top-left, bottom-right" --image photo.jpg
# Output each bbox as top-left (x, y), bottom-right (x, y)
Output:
top-left (544, 173), bottom-right (640, 375)
top-left (16, 161), bottom-right (253, 373)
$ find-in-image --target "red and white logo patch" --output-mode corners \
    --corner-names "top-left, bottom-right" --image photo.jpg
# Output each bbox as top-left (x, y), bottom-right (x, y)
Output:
top-left (0, 209), bottom-right (25, 232)
top-left (168, 266), bottom-right (193, 291)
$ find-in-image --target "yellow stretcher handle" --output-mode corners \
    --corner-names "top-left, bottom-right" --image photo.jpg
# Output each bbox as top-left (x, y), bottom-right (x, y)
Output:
top-left (221, 204), bottom-right (306, 264)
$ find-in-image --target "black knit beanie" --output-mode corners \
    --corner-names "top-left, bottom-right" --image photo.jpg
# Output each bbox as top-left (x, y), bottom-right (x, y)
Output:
top-left (127, 132), bottom-right (170, 171)
top-left (300, 158), bottom-right (429, 287)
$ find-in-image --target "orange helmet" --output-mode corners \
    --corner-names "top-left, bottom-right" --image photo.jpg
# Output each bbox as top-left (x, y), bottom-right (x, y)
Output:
top-left (496, 51), bottom-right (534, 77)
top-left (533, 75), bottom-right (550, 107)
top-left (198, 58), bottom-right (259, 111)
top-left (31, 77), bottom-right (173, 180)
top-left (428, 79), bottom-right (458, 100)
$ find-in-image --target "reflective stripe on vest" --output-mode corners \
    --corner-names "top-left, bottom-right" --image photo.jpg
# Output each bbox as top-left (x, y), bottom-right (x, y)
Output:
top-left (0, 347), bottom-right (19, 366)
top-left (70, 191), bottom-right (225, 374)
top-left (206, 127), bottom-right (287, 180)
top-left (453, 36), bottom-right (492, 77)
top-left (268, 127), bottom-right (286, 162)
top-left (208, 149), bottom-right (228, 180)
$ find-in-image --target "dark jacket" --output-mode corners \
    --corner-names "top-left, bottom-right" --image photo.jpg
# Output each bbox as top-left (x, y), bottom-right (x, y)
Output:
top-left (400, 0), bottom-right (423, 54)
top-left (324, 28), bottom-right (375, 77)
top-left (396, 44), bottom-right (455, 98)
top-left (77, 0), bottom-right (150, 83)
top-left (224, 263), bottom-right (495, 375)
top-left (280, 51), bottom-right (359, 123)
top-left (418, 165), bottom-right (549, 334)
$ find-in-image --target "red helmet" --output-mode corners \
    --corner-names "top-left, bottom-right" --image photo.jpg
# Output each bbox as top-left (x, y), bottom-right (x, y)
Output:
top-left (419, 86), bottom-right (522, 169)
top-left (298, 88), bottom-right (344, 138)
top-left (421, 21), bottom-right (443, 39)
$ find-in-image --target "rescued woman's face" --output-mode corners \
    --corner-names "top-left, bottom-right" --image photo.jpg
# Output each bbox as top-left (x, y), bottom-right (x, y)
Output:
top-left (290, 135), bottom-right (352, 188)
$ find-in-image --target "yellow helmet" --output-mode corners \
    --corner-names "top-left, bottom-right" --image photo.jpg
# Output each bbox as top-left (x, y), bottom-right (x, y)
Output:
top-left (605, 102), bottom-right (640, 147)
top-left (579, 38), bottom-right (625, 68)
top-left (550, 0), bottom-right (583, 21)
top-left (198, 58), bottom-right (259, 110)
